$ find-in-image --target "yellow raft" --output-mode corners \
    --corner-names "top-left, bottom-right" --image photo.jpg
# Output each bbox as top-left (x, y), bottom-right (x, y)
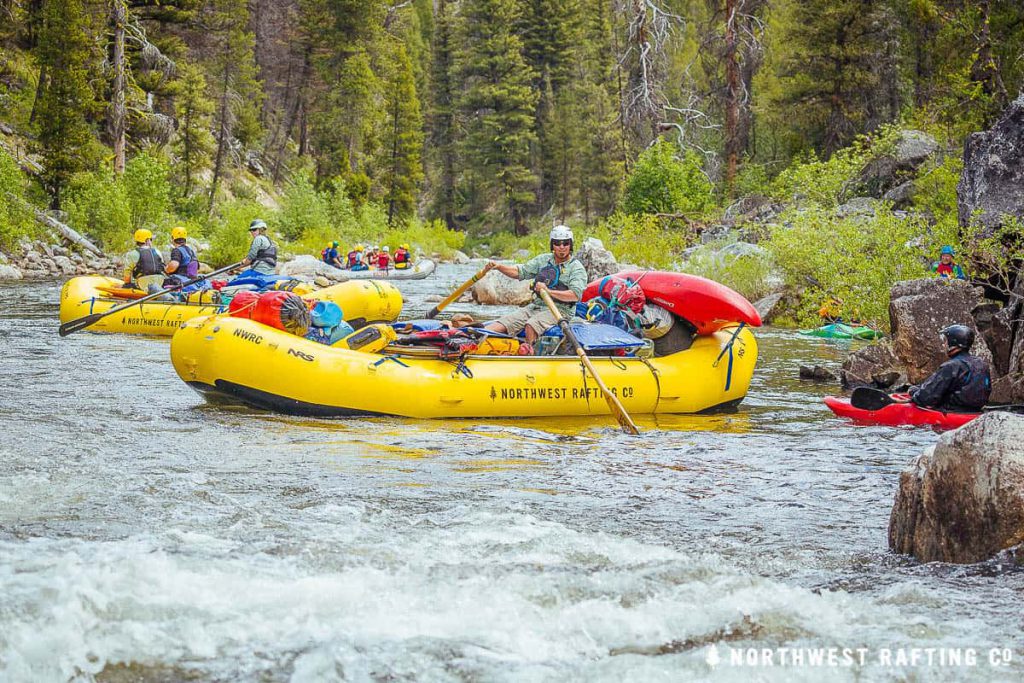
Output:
top-left (59, 275), bottom-right (403, 336)
top-left (170, 315), bottom-right (758, 418)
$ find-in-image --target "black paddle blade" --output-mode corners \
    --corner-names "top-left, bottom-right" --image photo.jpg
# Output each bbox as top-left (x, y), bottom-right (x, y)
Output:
top-left (850, 386), bottom-right (894, 411)
top-left (58, 314), bottom-right (102, 337)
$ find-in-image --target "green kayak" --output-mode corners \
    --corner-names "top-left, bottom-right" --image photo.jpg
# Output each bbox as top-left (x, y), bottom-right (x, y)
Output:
top-left (799, 322), bottom-right (882, 339)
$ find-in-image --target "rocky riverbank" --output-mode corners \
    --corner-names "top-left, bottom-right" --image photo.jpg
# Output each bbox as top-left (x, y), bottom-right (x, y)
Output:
top-left (0, 239), bottom-right (121, 280)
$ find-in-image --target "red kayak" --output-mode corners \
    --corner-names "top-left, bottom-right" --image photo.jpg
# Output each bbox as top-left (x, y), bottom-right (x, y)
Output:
top-left (582, 270), bottom-right (762, 335)
top-left (823, 396), bottom-right (980, 430)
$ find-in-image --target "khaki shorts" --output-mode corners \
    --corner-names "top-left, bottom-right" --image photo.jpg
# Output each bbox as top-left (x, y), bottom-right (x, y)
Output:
top-left (492, 306), bottom-right (559, 337)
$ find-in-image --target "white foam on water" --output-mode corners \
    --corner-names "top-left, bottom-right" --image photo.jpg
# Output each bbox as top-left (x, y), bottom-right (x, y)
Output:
top-left (1, 505), bottom-right (993, 682)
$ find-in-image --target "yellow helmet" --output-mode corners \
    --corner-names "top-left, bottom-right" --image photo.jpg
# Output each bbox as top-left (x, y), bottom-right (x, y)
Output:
top-left (171, 226), bottom-right (188, 241)
top-left (356, 244), bottom-right (364, 251)
top-left (401, 243), bottom-right (409, 250)
top-left (133, 228), bottom-right (153, 243)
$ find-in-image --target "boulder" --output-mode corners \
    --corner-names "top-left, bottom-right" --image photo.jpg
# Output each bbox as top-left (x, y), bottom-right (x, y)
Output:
top-left (0, 264), bottom-right (23, 280)
top-left (889, 278), bottom-right (991, 383)
top-left (881, 180), bottom-right (916, 208)
top-left (958, 93), bottom-right (1024, 232)
top-left (841, 340), bottom-right (906, 389)
top-left (52, 255), bottom-right (76, 275)
top-left (576, 237), bottom-right (619, 280)
top-left (833, 197), bottom-right (878, 219)
top-left (451, 250), bottom-right (470, 264)
top-left (471, 270), bottom-right (534, 306)
top-left (753, 292), bottom-right (785, 323)
top-left (278, 255), bottom-right (346, 282)
top-left (855, 130), bottom-right (939, 198)
top-left (799, 365), bottom-right (836, 381)
top-left (889, 412), bottom-right (1024, 563)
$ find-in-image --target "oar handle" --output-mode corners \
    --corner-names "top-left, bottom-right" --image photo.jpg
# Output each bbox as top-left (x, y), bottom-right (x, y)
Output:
top-left (59, 260), bottom-right (244, 337)
top-left (426, 266), bottom-right (488, 319)
top-left (538, 288), bottom-right (639, 436)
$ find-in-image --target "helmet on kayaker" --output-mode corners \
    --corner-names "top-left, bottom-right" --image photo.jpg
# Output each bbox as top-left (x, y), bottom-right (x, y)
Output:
top-left (332, 241), bottom-right (339, 248)
top-left (249, 219), bottom-right (267, 233)
top-left (940, 245), bottom-right (955, 256)
top-left (940, 324), bottom-right (974, 354)
top-left (133, 228), bottom-right (153, 244)
top-left (383, 245), bottom-right (390, 252)
top-left (356, 244), bottom-right (364, 251)
top-left (401, 243), bottom-right (409, 250)
top-left (550, 225), bottom-right (573, 251)
top-left (171, 226), bottom-right (188, 241)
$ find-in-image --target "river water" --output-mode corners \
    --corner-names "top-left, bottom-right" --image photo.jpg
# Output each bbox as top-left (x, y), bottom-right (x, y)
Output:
top-left (1, 265), bottom-right (1021, 682)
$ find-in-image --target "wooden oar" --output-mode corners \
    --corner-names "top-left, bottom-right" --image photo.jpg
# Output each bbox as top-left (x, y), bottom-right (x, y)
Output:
top-left (425, 266), bottom-right (487, 319)
top-left (538, 288), bottom-right (640, 435)
top-left (59, 261), bottom-right (243, 337)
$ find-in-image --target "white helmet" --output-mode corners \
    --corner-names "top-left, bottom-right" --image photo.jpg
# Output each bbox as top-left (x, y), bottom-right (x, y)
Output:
top-left (550, 225), bottom-right (573, 241)
top-left (383, 245), bottom-right (390, 252)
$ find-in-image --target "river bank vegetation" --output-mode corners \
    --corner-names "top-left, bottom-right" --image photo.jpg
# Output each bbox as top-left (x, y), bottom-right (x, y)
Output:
top-left (2, 1), bottom-right (1023, 327)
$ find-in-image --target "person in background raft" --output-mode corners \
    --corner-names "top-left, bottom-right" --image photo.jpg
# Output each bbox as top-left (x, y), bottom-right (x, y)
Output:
top-left (377, 245), bottom-right (390, 272)
top-left (349, 244), bottom-right (369, 271)
top-left (122, 228), bottom-right (165, 294)
top-left (932, 245), bottom-right (966, 280)
top-left (164, 226), bottom-right (207, 292)
top-left (394, 243), bottom-right (411, 270)
top-left (240, 219), bottom-right (277, 275)
top-left (322, 241), bottom-right (345, 269)
top-left (482, 225), bottom-right (587, 355)
top-left (898, 324), bottom-right (991, 412)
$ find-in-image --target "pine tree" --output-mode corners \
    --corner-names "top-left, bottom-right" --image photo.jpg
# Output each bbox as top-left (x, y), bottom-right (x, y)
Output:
top-left (428, 0), bottom-right (458, 227)
top-left (456, 0), bottom-right (539, 235)
top-left (381, 41), bottom-right (424, 225)
top-left (204, 0), bottom-right (262, 212)
top-left (35, 0), bottom-right (98, 209)
top-left (173, 62), bottom-right (214, 199)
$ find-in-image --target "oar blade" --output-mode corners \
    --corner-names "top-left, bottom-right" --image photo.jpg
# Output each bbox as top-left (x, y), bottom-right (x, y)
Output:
top-left (58, 314), bottom-right (102, 337)
top-left (850, 386), bottom-right (894, 411)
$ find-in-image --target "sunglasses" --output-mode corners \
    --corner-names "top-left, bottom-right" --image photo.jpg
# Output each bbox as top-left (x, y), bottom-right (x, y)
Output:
top-left (551, 239), bottom-right (572, 246)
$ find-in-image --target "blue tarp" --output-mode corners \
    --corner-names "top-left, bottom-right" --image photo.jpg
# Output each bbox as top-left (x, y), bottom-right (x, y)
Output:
top-left (226, 270), bottom-right (294, 289)
top-left (541, 322), bottom-right (643, 351)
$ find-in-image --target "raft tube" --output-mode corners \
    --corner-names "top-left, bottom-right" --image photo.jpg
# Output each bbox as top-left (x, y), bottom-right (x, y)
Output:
top-left (59, 275), bottom-right (403, 336)
top-left (171, 315), bottom-right (758, 419)
top-left (823, 396), bottom-right (978, 430)
top-left (338, 259), bottom-right (436, 281)
top-left (582, 270), bottom-right (762, 335)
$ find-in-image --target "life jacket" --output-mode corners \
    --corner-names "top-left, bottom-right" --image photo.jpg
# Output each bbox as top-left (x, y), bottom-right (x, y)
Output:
top-left (394, 248), bottom-right (409, 268)
top-left (377, 252), bottom-right (390, 269)
top-left (253, 238), bottom-right (277, 269)
top-left (132, 247), bottom-right (164, 278)
top-left (321, 247), bottom-right (334, 264)
top-left (346, 251), bottom-right (358, 267)
top-left (947, 353), bottom-right (991, 411)
top-left (169, 244), bottom-right (199, 280)
top-left (535, 262), bottom-right (570, 292)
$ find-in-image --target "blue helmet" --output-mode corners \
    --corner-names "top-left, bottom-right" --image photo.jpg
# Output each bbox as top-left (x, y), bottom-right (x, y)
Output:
top-left (940, 245), bottom-right (955, 256)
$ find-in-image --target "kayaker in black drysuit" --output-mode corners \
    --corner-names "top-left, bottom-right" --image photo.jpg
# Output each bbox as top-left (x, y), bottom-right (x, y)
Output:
top-left (904, 324), bottom-right (991, 412)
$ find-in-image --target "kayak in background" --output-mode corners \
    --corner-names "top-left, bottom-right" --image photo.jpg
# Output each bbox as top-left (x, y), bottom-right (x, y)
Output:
top-left (823, 395), bottom-right (978, 429)
top-left (800, 322), bottom-right (882, 340)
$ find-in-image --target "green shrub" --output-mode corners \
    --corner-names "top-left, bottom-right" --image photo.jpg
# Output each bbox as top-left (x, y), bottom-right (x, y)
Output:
top-left (765, 206), bottom-right (931, 328)
top-left (124, 151), bottom-right (172, 230)
top-left (620, 141), bottom-right (715, 217)
top-left (0, 148), bottom-right (36, 247)
top-left (276, 172), bottom-right (332, 241)
top-left (204, 199), bottom-right (265, 267)
top-left (590, 213), bottom-right (696, 269)
top-left (64, 169), bottom-right (132, 251)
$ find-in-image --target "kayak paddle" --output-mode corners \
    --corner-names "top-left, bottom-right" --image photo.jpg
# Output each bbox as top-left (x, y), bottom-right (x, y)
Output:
top-left (850, 386), bottom-right (895, 411)
top-left (538, 288), bottom-right (639, 436)
top-left (59, 261), bottom-right (243, 337)
top-left (426, 266), bottom-right (487, 319)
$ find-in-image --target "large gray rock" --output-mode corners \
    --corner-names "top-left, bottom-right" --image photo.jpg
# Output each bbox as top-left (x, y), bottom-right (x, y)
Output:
top-left (52, 255), bottom-right (76, 275)
top-left (958, 93), bottom-right (1024, 231)
top-left (889, 412), bottom-right (1024, 564)
top-left (0, 264), bottom-right (23, 280)
top-left (841, 340), bottom-right (906, 389)
top-left (855, 130), bottom-right (939, 198)
top-left (576, 237), bottom-right (619, 280)
top-left (889, 278), bottom-right (991, 384)
top-left (277, 255), bottom-right (344, 281)
top-left (471, 270), bottom-right (534, 306)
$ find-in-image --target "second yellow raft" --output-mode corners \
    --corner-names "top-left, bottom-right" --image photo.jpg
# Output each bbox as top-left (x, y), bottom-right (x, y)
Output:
top-left (59, 275), bottom-right (403, 336)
